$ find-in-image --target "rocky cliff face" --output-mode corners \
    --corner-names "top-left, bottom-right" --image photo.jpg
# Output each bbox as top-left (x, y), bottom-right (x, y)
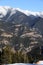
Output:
top-left (0, 21), bottom-right (43, 54)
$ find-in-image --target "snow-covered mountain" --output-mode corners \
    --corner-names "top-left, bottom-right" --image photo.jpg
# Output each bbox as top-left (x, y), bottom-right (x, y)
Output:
top-left (0, 6), bottom-right (43, 21)
top-left (0, 6), bottom-right (43, 18)
top-left (0, 6), bottom-right (43, 34)
top-left (0, 6), bottom-right (43, 54)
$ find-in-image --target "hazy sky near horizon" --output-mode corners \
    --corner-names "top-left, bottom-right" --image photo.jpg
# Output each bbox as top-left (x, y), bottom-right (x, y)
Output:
top-left (0, 0), bottom-right (43, 11)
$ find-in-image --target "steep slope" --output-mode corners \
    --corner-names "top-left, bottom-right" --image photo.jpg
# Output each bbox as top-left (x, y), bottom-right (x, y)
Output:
top-left (0, 6), bottom-right (43, 54)
top-left (0, 21), bottom-right (43, 54)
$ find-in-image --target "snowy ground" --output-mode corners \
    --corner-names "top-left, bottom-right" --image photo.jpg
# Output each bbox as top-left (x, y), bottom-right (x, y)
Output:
top-left (4, 63), bottom-right (33, 65)
top-left (36, 61), bottom-right (43, 64)
top-left (4, 61), bottom-right (43, 65)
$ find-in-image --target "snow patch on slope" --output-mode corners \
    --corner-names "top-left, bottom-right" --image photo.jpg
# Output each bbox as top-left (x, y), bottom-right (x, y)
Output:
top-left (14, 8), bottom-right (43, 17)
top-left (0, 6), bottom-right (11, 15)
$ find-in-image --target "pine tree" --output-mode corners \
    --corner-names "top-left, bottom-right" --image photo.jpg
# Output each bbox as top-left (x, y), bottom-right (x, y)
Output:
top-left (1, 45), bottom-right (12, 64)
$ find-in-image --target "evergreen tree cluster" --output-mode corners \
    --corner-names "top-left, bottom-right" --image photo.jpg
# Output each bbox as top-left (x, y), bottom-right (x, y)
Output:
top-left (0, 45), bottom-right (43, 64)
top-left (0, 45), bottom-right (32, 64)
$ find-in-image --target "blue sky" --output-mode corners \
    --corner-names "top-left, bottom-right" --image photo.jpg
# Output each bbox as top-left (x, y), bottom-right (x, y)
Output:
top-left (0, 0), bottom-right (43, 11)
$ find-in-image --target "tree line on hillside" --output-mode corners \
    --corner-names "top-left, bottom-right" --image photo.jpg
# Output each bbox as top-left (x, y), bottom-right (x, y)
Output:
top-left (0, 45), bottom-right (43, 64)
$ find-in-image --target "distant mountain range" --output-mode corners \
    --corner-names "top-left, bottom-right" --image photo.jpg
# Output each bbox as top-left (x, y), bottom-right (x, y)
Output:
top-left (0, 6), bottom-right (43, 54)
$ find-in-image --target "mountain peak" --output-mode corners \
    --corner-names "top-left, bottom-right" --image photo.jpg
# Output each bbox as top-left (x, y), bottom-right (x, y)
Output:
top-left (0, 6), bottom-right (43, 17)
